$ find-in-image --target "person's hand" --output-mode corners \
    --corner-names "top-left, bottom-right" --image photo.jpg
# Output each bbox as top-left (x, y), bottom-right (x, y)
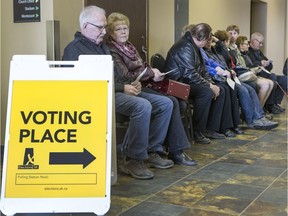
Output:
top-left (261, 60), bottom-right (270, 67)
top-left (152, 68), bottom-right (164, 82)
top-left (124, 83), bottom-right (141, 96)
top-left (222, 70), bottom-right (231, 78)
top-left (216, 67), bottom-right (230, 78)
top-left (230, 70), bottom-right (237, 77)
top-left (210, 83), bottom-right (220, 100)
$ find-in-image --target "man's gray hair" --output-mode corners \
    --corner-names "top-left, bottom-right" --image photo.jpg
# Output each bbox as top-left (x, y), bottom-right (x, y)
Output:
top-left (79, 5), bottom-right (106, 30)
top-left (251, 32), bottom-right (264, 41)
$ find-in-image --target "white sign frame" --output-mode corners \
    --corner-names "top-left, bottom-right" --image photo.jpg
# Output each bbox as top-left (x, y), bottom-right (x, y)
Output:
top-left (0, 55), bottom-right (113, 216)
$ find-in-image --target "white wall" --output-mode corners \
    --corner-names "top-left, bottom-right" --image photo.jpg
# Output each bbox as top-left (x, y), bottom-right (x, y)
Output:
top-left (189, 0), bottom-right (251, 38)
top-left (262, 0), bottom-right (286, 73)
top-left (0, 0), bottom-right (2, 144)
top-left (149, 0), bottom-right (174, 59)
top-left (53, 0), bottom-right (84, 59)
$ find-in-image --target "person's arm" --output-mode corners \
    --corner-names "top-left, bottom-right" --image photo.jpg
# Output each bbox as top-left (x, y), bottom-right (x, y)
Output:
top-left (175, 46), bottom-right (211, 86)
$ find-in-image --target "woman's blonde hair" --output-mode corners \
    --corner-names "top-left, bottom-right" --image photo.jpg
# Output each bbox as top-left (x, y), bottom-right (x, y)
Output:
top-left (107, 12), bottom-right (130, 35)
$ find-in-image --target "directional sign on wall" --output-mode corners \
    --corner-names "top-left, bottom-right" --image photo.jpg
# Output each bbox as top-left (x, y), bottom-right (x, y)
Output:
top-left (14, 0), bottom-right (41, 23)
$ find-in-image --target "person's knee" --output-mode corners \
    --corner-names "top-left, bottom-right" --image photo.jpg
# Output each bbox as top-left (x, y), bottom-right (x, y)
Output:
top-left (135, 99), bottom-right (152, 115)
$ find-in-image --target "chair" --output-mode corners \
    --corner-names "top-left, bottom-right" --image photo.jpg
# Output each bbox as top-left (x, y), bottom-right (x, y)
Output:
top-left (150, 53), bottom-right (166, 72)
top-left (150, 53), bottom-right (194, 142)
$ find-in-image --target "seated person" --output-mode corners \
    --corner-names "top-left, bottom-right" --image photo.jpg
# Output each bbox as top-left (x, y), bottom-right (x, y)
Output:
top-left (106, 12), bottom-right (197, 167)
top-left (202, 36), bottom-right (278, 130)
top-left (248, 32), bottom-right (287, 114)
top-left (62, 5), bottom-right (175, 180)
top-left (235, 36), bottom-right (274, 108)
top-left (200, 38), bottom-right (242, 136)
top-left (165, 23), bottom-right (227, 143)
top-left (214, 28), bottom-right (274, 110)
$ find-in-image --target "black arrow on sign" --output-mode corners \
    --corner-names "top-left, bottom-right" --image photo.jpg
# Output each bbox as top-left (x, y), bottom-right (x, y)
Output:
top-left (49, 148), bottom-right (96, 169)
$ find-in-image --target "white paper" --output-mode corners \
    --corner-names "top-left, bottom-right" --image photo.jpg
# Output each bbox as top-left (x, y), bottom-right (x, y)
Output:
top-left (131, 67), bottom-right (148, 85)
top-left (234, 76), bottom-right (241, 85)
top-left (259, 66), bottom-right (271, 74)
top-left (226, 77), bottom-right (235, 90)
top-left (160, 68), bottom-right (177, 76)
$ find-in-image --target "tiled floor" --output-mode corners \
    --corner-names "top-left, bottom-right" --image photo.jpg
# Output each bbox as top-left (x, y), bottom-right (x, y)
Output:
top-left (1, 108), bottom-right (287, 216)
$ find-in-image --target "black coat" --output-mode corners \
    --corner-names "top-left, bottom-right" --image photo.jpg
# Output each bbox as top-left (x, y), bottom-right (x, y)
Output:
top-left (165, 31), bottom-right (212, 87)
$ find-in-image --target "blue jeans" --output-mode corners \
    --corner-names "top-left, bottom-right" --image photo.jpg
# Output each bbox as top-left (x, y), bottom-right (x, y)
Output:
top-left (115, 91), bottom-right (173, 160)
top-left (236, 82), bottom-right (264, 124)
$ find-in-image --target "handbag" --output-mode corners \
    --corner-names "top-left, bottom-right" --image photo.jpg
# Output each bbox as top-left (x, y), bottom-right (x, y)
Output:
top-left (147, 79), bottom-right (190, 100)
top-left (238, 71), bottom-right (257, 82)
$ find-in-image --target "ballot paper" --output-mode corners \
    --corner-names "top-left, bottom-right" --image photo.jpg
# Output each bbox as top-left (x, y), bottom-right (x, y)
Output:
top-left (234, 76), bottom-right (241, 85)
top-left (226, 77), bottom-right (235, 90)
top-left (259, 66), bottom-right (271, 74)
top-left (160, 68), bottom-right (177, 76)
top-left (131, 67), bottom-right (148, 85)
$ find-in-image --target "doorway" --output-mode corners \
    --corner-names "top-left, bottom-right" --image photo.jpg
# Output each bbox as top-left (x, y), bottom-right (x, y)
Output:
top-left (250, 0), bottom-right (267, 53)
top-left (85, 0), bottom-right (148, 61)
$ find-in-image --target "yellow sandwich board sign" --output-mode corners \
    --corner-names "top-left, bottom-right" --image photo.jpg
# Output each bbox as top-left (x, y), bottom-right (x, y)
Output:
top-left (0, 55), bottom-right (113, 215)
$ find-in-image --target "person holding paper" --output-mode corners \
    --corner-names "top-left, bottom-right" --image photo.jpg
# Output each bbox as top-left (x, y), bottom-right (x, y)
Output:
top-left (202, 36), bottom-right (278, 130)
top-left (106, 12), bottom-right (197, 169)
top-left (63, 6), bottom-right (177, 180)
top-left (248, 32), bottom-right (287, 114)
top-left (165, 23), bottom-right (227, 143)
top-left (200, 37), bottom-right (242, 136)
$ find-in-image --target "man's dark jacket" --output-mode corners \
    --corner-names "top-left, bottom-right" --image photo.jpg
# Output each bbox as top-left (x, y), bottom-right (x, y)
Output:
top-left (62, 31), bottom-right (124, 92)
top-left (165, 31), bottom-right (212, 87)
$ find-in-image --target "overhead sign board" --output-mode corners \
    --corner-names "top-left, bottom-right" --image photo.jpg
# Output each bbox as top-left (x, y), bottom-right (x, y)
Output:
top-left (14, 0), bottom-right (41, 23)
top-left (0, 55), bottom-right (113, 215)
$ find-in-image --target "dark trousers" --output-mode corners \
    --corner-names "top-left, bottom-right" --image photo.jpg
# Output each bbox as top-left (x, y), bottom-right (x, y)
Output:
top-left (189, 84), bottom-right (225, 132)
top-left (258, 71), bottom-right (287, 105)
top-left (216, 83), bottom-right (241, 131)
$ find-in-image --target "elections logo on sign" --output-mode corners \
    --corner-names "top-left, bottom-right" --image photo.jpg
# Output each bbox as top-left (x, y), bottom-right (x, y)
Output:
top-left (18, 148), bottom-right (39, 169)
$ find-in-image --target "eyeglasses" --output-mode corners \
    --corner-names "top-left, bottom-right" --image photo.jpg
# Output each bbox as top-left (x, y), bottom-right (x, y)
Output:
top-left (255, 39), bottom-right (263, 45)
top-left (242, 42), bottom-right (249, 45)
top-left (114, 27), bottom-right (129, 33)
top-left (87, 22), bottom-right (107, 31)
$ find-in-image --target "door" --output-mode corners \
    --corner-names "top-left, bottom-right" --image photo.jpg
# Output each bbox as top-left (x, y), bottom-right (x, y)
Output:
top-left (85, 0), bottom-right (148, 61)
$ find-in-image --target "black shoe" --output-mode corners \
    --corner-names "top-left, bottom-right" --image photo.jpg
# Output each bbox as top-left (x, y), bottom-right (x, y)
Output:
top-left (193, 131), bottom-right (211, 144)
top-left (203, 131), bottom-right (226, 139)
top-left (223, 129), bottom-right (236, 137)
top-left (230, 127), bottom-right (244, 135)
top-left (267, 104), bottom-right (282, 114)
top-left (275, 104), bottom-right (285, 112)
top-left (168, 152), bottom-right (197, 166)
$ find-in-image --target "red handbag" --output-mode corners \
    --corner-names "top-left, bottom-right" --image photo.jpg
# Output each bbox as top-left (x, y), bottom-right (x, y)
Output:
top-left (147, 79), bottom-right (190, 100)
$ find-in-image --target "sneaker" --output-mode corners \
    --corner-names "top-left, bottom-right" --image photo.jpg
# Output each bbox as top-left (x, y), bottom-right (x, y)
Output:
top-left (247, 117), bottom-right (278, 130)
top-left (122, 158), bottom-right (154, 180)
top-left (145, 152), bottom-right (174, 169)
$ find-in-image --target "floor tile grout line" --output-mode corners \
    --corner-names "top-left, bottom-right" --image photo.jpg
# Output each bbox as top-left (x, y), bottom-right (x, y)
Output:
top-left (116, 119), bottom-right (287, 216)
top-left (238, 168), bottom-right (288, 216)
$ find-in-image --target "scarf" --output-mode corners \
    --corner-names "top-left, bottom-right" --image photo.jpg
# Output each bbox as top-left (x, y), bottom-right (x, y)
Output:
top-left (111, 40), bottom-right (137, 61)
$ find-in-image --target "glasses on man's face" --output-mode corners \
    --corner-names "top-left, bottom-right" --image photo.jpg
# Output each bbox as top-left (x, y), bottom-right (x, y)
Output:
top-left (114, 27), bottom-right (129, 33)
top-left (255, 39), bottom-right (263, 45)
top-left (242, 42), bottom-right (249, 46)
top-left (87, 22), bottom-right (107, 31)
